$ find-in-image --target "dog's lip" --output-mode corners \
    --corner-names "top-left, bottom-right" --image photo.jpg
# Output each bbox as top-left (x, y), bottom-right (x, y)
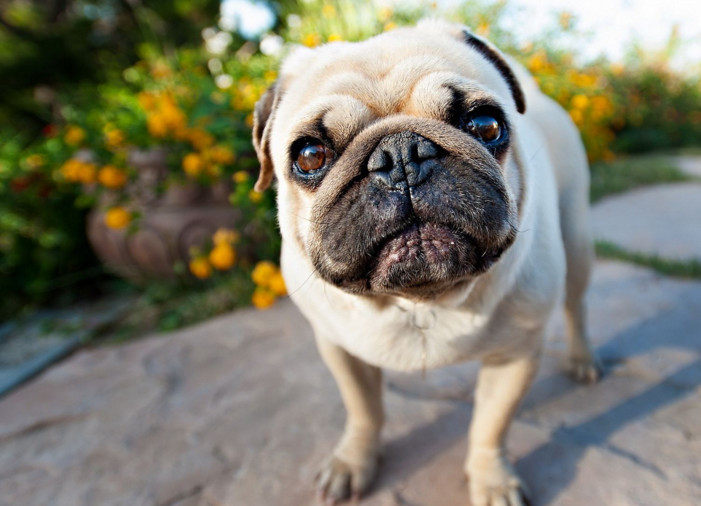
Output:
top-left (373, 222), bottom-right (467, 271)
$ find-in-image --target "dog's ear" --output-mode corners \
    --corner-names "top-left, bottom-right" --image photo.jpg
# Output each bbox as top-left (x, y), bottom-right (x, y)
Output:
top-left (252, 81), bottom-right (282, 192)
top-left (462, 30), bottom-right (526, 114)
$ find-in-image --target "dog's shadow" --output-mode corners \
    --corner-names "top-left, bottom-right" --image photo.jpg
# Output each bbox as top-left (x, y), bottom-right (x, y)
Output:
top-left (369, 282), bottom-right (701, 505)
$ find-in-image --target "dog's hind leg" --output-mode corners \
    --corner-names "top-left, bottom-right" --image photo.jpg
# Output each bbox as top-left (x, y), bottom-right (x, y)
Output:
top-left (314, 336), bottom-right (384, 503)
top-left (559, 183), bottom-right (601, 383)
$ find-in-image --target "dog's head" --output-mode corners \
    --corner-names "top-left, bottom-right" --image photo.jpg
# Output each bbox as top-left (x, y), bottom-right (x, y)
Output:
top-left (253, 20), bottom-right (526, 300)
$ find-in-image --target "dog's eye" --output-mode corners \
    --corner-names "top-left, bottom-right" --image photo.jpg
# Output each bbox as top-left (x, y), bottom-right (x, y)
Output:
top-left (297, 144), bottom-right (334, 172)
top-left (466, 115), bottom-right (501, 143)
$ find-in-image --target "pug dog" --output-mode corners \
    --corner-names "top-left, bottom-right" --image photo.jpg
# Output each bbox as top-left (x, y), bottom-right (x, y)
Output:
top-left (252, 19), bottom-right (600, 506)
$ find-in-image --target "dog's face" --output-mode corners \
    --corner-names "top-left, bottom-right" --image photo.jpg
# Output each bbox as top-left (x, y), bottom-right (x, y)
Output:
top-left (254, 21), bottom-right (526, 300)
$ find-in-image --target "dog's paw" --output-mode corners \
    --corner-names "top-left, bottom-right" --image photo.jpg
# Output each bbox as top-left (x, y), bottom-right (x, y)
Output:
top-left (466, 452), bottom-right (531, 506)
top-left (315, 454), bottom-right (378, 505)
top-left (567, 354), bottom-right (602, 384)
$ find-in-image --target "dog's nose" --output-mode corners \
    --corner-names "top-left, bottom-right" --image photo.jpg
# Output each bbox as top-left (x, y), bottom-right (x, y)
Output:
top-left (367, 131), bottom-right (439, 190)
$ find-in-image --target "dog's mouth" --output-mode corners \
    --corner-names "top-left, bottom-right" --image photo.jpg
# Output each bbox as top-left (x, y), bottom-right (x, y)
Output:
top-left (362, 221), bottom-right (509, 297)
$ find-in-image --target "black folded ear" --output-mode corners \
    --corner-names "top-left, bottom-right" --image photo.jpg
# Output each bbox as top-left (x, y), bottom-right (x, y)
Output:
top-left (252, 81), bottom-right (282, 192)
top-left (462, 31), bottom-right (526, 114)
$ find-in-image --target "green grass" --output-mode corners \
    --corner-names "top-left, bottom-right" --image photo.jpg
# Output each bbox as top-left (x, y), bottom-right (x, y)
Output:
top-left (595, 240), bottom-right (701, 279)
top-left (590, 155), bottom-right (694, 203)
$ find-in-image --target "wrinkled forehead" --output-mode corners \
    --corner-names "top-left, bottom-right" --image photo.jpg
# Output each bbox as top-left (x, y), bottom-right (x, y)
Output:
top-left (275, 29), bottom-right (512, 148)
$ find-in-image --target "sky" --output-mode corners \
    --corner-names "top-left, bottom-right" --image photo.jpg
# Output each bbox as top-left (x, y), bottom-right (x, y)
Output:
top-left (499, 0), bottom-right (700, 67)
top-left (219, 0), bottom-right (701, 69)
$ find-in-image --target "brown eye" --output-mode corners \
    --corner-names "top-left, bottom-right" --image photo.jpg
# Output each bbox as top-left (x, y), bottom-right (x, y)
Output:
top-left (297, 144), bottom-right (333, 172)
top-left (467, 115), bottom-right (501, 143)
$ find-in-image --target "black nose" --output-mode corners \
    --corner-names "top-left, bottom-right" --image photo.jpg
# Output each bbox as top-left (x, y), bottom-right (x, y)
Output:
top-left (367, 131), bottom-right (440, 190)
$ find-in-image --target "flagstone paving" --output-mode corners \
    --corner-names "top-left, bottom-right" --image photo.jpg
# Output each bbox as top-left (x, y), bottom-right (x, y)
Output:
top-left (591, 182), bottom-right (701, 261)
top-left (1, 258), bottom-right (700, 506)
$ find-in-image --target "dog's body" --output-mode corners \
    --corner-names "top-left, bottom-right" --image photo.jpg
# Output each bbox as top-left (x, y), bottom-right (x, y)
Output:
top-left (253, 20), bottom-right (600, 506)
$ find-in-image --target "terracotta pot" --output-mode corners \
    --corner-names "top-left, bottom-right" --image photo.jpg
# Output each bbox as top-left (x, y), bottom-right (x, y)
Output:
top-left (87, 148), bottom-right (239, 281)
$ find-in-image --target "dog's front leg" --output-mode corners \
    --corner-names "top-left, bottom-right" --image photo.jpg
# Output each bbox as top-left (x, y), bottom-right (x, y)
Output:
top-left (465, 353), bottom-right (539, 506)
top-left (314, 336), bottom-right (384, 503)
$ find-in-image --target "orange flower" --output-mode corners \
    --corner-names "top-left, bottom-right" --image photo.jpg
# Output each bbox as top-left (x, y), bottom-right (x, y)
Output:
top-left (104, 128), bottom-right (125, 150)
top-left (147, 115), bottom-right (168, 138)
top-left (210, 145), bottom-right (235, 164)
top-left (104, 207), bottom-right (131, 229)
top-left (233, 171), bottom-right (249, 183)
top-left (213, 228), bottom-right (240, 245)
top-left (268, 271), bottom-right (287, 296)
top-left (182, 153), bottom-right (205, 177)
top-left (187, 128), bottom-right (215, 151)
top-left (252, 288), bottom-right (276, 309)
top-left (98, 165), bottom-right (128, 189)
top-left (209, 242), bottom-right (236, 270)
top-left (189, 257), bottom-right (212, 279)
top-left (26, 154), bottom-right (45, 169)
top-left (64, 125), bottom-right (86, 146)
top-left (302, 33), bottom-right (321, 47)
top-left (248, 189), bottom-right (263, 203)
top-left (252, 261), bottom-right (278, 287)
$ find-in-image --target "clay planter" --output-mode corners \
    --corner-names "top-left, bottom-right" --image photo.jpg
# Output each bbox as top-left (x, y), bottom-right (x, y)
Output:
top-left (87, 148), bottom-right (238, 281)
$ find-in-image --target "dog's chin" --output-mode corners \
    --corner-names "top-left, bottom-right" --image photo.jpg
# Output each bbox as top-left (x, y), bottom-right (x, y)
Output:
top-left (330, 222), bottom-right (509, 300)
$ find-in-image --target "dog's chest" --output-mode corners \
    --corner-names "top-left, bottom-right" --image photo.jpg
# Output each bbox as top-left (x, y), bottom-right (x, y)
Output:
top-left (303, 295), bottom-right (500, 371)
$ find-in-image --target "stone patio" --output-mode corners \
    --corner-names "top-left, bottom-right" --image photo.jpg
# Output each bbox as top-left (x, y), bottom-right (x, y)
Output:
top-left (0, 257), bottom-right (700, 506)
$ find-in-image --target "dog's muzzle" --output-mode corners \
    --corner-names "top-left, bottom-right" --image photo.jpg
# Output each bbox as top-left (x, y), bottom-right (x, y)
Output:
top-left (367, 131), bottom-right (441, 191)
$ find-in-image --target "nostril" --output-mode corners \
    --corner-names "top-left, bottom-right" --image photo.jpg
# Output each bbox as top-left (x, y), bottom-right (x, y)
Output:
top-left (416, 139), bottom-right (438, 160)
top-left (368, 148), bottom-right (389, 172)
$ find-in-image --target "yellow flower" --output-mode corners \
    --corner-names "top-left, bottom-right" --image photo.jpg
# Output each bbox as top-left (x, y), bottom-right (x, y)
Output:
top-left (60, 159), bottom-right (82, 182)
top-left (210, 145), bottom-right (235, 164)
top-left (147, 114), bottom-right (168, 138)
top-left (302, 33), bottom-right (321, 47)
top-left (188, 128), bottom-right (215, 151)
top-left (322, 4), bottom-right (336, 18)
top-left (105, 207), bottom-right (131, 229)
top-left (138, 91), bottom-right (156, 111)
top-left (104, 128), bottom-right (125, 150)
top-left (476, 22), bottom-right (490, 36)
top-left (384, 22), bottom-right (397, 32)
top-left (268, 271), bottom-right (287, 296)
top-left (559, 11), bottom-right (573, 30)
top-left (245, 113), bottom-right (254, 127)
top-left (189, 257), bottom-right (212, 279)
top-left (26, 154), bottom-right (45, 169)
top-left (571, 94), bottom-right (589, 110)
top-left (252, 261), bottom-right (278, 287)
top-left (328, 33), bottom-right (343, 42)
top-left (77, 162), bottom-right (97, 184)
top-left (528, 53), bottom-right (547, 73)
top-left (213, 228), bottom-right (240, 245)
top-left (64, 125), bottom-right (86, 146)
top-left (252, 288), bottom-right (276, 310)
top-left (264, 70), bottom-right (277, 83)
top-left (150, 62), bottom-right (172, 79)
top-left (569, 109), bottom-right (583, 126)
top-left (248, 189), bottom-right (263, 203)
top-left (209, 243), bottom-right (236, 270)
top-left (378, 6), bottom-right (393, 22)
top-left (233, 171), bottom-right (249, 183)
top-left (98, 165), bottom-right (128, 189)
top-left (182, 153), bottom-right (205, 177)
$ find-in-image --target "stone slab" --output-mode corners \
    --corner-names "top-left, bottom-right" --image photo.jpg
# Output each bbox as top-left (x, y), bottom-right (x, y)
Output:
top-left (672, 156), bottom-right (701, 178)
top-left (0, 260), bottom-right (700, 505)
top-left (591, 183), bottom-right (701, 261)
